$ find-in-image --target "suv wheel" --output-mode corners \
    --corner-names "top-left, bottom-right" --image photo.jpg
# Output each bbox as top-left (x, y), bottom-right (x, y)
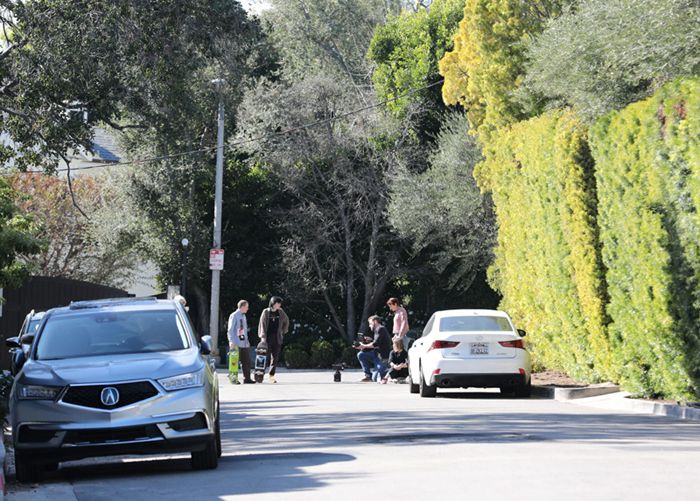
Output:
top-left (419, 365), bottom-right (437, 398)
top-left (15, 452), bottom-right (43, 483)
top-left (192, 435), bottom-right (219, 470)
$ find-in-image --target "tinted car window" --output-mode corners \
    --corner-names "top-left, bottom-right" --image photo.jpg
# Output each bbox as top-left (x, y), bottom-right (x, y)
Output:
top-left (36, 310), bottom-right (190, 360)
top-left (422, 315), bottom-right (435, 337)
top-left (439, 316), bottom-right (512, 332)
top-left (27, 319), bottom-right (42, 334)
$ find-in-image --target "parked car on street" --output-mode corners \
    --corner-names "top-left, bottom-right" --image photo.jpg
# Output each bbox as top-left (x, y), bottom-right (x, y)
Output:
top-left (7, 297), bottom-right (220, 483)
top-left (407, 309), bottom-right (531, 398)
top-left (7, 310), bottom-right (45, 375)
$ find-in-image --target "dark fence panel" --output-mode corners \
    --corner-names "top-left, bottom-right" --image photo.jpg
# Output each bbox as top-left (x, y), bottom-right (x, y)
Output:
top-left (0, 277), bottom-right (131, 370)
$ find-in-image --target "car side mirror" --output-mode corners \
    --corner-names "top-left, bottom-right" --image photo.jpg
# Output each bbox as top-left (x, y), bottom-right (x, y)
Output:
top-left (6, 336), bottom-right (21, 349)
top-left (199, 335), bottom-right (213, 355)
top-left (517, 329), bottom-right (527, 337)
top-left (20, 333), bottom-right (35, 345)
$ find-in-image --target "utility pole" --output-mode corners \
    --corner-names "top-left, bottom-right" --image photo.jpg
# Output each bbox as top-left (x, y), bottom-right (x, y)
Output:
top-left (209, 78), bottom-right (225, 357)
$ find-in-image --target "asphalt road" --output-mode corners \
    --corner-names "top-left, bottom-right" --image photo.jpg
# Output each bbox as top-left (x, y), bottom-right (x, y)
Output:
top-left (8, 370), bottom-right (700, 500)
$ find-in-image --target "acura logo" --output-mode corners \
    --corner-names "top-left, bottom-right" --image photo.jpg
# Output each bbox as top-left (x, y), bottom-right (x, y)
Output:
top-left (101, 387), bottom-right (120, 406)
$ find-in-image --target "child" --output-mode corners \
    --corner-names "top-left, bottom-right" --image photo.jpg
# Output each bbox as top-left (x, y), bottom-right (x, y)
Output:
top-left (383, 337), bottom-right (409, 384)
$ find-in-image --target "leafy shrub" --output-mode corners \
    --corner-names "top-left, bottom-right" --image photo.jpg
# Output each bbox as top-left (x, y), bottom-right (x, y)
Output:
top-left (590, 78), bottom-right (700, 400)
top-left (523, 0), bottom-right (700, 120)
top-left (284, 346), bottom-right (311, 369)
top-left (476, 110), bottom-right (610, 382)
top-left (0, 370), bottom-right (14, 423)
top-left (439, 0), bottom-right (568, 139)
top-left (310, 340), bottom-right (335, 368)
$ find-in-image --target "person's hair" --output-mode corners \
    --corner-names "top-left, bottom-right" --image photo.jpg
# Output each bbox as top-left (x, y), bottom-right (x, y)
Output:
top-left (269, 296), bottom-right (283, 308)
top-left (237, 300), bottom-right (248, 309)
top-left (393, 337), bottom-right (404, 351)
top-left (368, 315), bottom-right (381, 324)
top-left (386, 297), bottom-right (400, 306)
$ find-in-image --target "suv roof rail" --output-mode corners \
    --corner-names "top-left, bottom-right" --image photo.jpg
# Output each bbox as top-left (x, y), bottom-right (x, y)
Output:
top-left (69, 297), bottom-right (158, 310)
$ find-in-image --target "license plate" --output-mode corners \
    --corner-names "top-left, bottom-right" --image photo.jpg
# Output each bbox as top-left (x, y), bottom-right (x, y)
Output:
top-left (470, 342), bottom-right (489, 355)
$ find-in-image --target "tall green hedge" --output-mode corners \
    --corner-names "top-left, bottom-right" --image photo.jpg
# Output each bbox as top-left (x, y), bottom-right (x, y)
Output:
top-left (591, 78), bottom-right (700, 399)
top-left (476, 110), bottom-right (610, 382)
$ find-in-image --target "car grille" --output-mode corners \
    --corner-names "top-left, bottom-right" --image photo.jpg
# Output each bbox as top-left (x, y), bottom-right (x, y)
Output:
top-left (61, 381), bottom-right (159, 409)
top-left (63, 424), bottom-right (162, 445)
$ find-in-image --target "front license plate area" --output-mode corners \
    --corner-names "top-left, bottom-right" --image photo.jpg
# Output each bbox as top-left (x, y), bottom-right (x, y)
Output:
top-left (470, 342), bottom-right (489, 355)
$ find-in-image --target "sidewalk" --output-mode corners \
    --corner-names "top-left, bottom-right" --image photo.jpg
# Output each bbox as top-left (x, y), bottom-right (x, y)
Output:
top-left (533, 383), bottom-right (700, 422)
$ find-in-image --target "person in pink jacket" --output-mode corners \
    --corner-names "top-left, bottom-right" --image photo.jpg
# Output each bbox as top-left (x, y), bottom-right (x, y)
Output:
top-left (387, 297), bottom-right (410, 350)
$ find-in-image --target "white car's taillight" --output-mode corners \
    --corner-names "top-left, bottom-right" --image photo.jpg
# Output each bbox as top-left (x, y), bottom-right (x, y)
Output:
top-left (498, 339), bottom-right (525, 349)
top-left (428, 340), bottom-right (460, 351)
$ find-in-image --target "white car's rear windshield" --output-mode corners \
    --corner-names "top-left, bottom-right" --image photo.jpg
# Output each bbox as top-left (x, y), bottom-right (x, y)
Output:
top-left (36, 310), bottom-right (190, 360)
top-left (439, 316), bottom-right (512, 332)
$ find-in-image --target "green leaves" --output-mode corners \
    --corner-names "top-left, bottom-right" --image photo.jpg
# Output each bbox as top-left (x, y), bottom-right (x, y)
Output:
top-left (522, 0), bottom-right (700, 120)
top-left (0, 176), bottom-right (42, 289)
top-left (476, 110), bottom-right (608, 382)
top-left (591, 78), bottom-right (700, 400)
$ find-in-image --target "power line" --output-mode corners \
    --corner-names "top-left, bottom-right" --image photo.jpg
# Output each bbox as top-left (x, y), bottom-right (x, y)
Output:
top-left (56, 79), bottom-right (445, 173)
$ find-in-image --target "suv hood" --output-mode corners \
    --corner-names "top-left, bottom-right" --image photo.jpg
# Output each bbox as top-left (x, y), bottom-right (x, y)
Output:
top-left (19, 349), bottom-right (203, 386)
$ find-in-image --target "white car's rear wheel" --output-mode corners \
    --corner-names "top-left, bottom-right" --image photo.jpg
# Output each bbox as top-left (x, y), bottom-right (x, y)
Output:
top-left (419, 365), bottom-right (437, 398)
top-left (408, 371), bottom-right (419, 394)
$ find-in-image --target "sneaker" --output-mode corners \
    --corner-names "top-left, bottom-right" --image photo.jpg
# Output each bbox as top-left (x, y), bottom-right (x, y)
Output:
top-left (269, 375), bottom-right (277, 384)
top-left (379, 378), bottom-right (388, 384)
top-left (230, 379), bottom-right (240, 385)
top-left (243, 379), bottom-right (255, 384)
top-left (357, 375), bottom-right (372, 382)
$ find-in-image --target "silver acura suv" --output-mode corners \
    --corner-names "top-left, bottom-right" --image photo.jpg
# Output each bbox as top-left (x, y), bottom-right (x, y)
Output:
top-left (8, 298), bottom-right (220, 483)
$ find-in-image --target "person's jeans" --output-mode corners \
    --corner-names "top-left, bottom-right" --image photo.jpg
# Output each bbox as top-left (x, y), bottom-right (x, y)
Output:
top-left (357, 350), bottom-right (388, 380)
top-left (267, 340), bottom-right (282, 376)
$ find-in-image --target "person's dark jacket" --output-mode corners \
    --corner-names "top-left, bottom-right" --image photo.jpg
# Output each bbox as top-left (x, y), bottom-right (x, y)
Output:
top-left (372, 324), bottom-right (392, 359)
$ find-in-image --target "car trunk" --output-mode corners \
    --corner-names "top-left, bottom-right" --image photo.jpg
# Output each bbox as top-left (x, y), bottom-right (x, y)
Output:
top-left (436, 332), bottom-right (520, 359)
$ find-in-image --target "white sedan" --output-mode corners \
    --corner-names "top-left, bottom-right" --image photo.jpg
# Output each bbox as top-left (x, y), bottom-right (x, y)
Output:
top-left (408, 309), bottom-right (531, 398)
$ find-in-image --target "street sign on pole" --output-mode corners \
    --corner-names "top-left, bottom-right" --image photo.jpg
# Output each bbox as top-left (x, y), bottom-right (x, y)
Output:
top-left (209, 248), bottom-right (224, 271)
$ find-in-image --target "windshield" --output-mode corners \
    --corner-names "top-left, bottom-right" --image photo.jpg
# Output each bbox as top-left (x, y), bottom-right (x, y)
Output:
top-left (36, 310), bottom-right (190, 360)
top-left (439, 316), bottom-right (512, 332)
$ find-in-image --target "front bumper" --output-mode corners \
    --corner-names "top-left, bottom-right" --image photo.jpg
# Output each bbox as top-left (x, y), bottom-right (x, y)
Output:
top-left (11, 384), bottom-right (216, 462)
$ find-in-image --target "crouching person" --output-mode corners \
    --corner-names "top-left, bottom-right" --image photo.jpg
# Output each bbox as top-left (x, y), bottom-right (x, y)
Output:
top-left (356, 315), bottom-right (391, 382)
top-left (383, 337), bottom-right (409, 384)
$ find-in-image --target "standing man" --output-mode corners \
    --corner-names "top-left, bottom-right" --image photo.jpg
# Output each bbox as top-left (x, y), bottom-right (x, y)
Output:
top-left (387, 297), bottom-right (410, 350)
top-left (227, 300), bottom-right (254, 384)
top-left (258, 296), bottom-right (289, 384)
top-left (356, 315), bottom-right (392, 382)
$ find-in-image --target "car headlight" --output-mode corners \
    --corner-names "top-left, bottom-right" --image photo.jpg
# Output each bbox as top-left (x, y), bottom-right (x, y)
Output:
top-left (17, 384), bottom-right (62, 400)
top-left (158, 370), bottom-right (205, 391)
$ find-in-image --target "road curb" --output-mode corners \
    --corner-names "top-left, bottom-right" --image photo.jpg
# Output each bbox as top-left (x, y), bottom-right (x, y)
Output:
top-left (532, 384), bottom-right (620, 400)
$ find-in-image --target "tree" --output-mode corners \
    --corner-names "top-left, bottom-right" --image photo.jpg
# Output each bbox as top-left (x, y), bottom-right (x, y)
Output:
top-left (522, 0), bottom-right (700, 120)
top-left (367, 0), bottom-right (464, 140)
top-left (1, 0), bottom-right (265, 174)
top-left (237, 75), bottom-right (407, 340)
top-left (0, 175), bottom-right (41, 288)
top-left (263, 0), bottom-right (406, 95)
top-left (438, 0), bottom-right (569, 139)
top-left (389, 112), bottom-right (495, 292)
top-left (10, 172), bottom-right (138, 288)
